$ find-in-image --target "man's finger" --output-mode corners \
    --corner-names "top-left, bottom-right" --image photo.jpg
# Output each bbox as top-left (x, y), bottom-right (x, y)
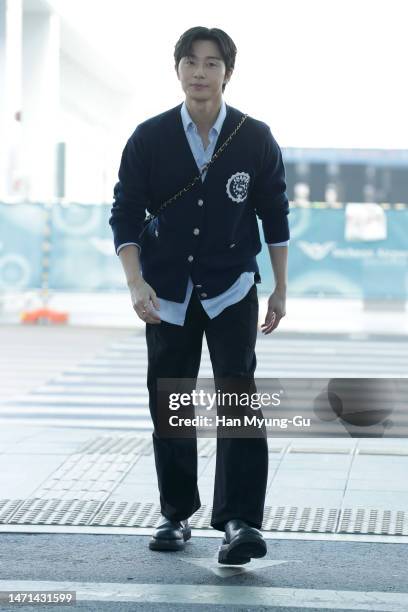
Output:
top-left (261, 310), bottom-right (279, 334)
top-left (140, 305), bottom-right (161, 323)
top-left (151, 295), bottom-right (160, 310)
top-left (270, 317), bottom-right (280, 331)
top-left (260, 323), bottom-right (274, 334)
top-left (262, 310), bottom-right (276, 326)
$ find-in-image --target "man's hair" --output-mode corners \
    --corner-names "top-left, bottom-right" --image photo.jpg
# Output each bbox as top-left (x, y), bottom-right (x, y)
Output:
top-left (174, 26), bottom-right (237, 93)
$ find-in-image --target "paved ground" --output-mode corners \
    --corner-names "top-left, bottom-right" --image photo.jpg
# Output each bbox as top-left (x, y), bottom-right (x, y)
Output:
top-left (0, 324), bottom-right (407, 428)
top-left (0, 533), bottom-right (407, 611)
top-left (0, 305), bottom-right (407, 611)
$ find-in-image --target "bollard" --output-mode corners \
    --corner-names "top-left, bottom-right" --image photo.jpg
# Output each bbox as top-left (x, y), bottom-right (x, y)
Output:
top-left (20, 201), bottom-right (69, 325)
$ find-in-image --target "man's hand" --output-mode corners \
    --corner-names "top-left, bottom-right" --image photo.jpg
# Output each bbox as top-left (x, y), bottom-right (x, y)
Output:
top-left (129, 279), bottom-right (161, 324)
top-left (261, 288), bottom-right (286, 335)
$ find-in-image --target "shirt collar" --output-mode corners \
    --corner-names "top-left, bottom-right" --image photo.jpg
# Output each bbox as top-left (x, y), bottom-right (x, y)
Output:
top-left (180, 99), bottom-right (226, 135)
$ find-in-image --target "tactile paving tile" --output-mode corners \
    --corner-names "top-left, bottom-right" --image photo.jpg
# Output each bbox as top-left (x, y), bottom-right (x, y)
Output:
top-left (338, 508), bottom-right (407, 535)
top-left (262, 505), bottom-right (340, 533)
top-left (1, 498), bottom-right (102, 525)
top-left (75, 436), bottom-right (218, 457)
top-left (33, 452), bottom-right (140, 502)
top-left (89, 501), bottom-right (161, 527)
top-left (75, 436), bottom-right (288, 458)
top-left (0, 499), bottom-right (26, 524)
top-left (1, 500), bottom-right (407, 535)
top-left (76, 436), bottom-right (152, 455)
top-left (29, 437), bottom-right (154, 502)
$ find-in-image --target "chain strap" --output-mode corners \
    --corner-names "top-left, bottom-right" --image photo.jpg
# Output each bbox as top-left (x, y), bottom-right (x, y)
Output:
top-left (143, 113), bottom-right (248, 225)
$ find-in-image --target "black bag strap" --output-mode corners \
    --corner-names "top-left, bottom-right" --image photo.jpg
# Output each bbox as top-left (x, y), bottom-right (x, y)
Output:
top-left (143, 113), bottom-right (248, 226)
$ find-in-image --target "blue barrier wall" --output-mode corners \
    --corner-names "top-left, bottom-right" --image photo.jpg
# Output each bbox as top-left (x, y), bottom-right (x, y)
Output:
top-left (257, 205), bottom-right (408, 298)
top-left (0, 203), bottom-right (45, 289)
top-left (0, 202), bottom-right (407, 298)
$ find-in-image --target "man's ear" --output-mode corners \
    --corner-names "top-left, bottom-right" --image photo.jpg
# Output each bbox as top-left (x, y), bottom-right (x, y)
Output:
top-left (224, 68), bottom-right (233, 85)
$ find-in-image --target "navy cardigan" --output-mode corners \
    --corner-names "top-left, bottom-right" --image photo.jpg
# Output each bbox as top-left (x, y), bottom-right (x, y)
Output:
top-left (109, 102), bottom-right (290, 302)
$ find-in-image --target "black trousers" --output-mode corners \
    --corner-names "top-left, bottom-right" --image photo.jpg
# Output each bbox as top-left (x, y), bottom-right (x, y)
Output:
top-left (145, 283), bottom-right (268, 532)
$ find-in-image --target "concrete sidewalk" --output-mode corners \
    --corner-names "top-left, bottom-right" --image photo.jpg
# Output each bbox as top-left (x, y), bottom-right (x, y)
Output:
top-left (0, 319), bottom-right (407, 544)
top-left (1, 423), bottom-right (407, 541)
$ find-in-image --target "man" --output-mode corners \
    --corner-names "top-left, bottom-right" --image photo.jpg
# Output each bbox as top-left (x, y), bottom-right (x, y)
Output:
top-left (109, 26), bottom-right (289, 565)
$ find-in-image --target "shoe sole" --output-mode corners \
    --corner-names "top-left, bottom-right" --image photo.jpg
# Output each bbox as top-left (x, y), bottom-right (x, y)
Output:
top-left (148, 527), bottom-right (191, 551)
top-left (218, 534), bottom-right (267, 565)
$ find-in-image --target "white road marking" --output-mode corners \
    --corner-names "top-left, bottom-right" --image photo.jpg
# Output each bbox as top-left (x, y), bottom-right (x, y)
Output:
top-left (0, 417), bottom-right (153, 429)
top-left (180, 555), bottom-right (299, 577)
top-left (0, 581), bottom-right (407, 610)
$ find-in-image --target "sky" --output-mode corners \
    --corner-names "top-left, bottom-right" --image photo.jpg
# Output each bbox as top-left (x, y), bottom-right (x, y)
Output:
top-left (50, 0), bottom-right (408, 149)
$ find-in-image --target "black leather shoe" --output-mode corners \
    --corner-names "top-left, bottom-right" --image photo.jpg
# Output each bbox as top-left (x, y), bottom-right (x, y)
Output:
top-left (218, 519), bottom-right (267, 565)
top-left (149, 515), bottom-right (191, 551)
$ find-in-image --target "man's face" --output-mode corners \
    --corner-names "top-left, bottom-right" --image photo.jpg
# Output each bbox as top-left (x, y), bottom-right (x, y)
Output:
top-left (176, 39), bottom-right (232, 102)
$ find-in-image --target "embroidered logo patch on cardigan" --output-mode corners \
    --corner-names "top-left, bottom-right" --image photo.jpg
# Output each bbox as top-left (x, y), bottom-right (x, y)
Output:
top-left (226, 172), bottom-right (250, 203)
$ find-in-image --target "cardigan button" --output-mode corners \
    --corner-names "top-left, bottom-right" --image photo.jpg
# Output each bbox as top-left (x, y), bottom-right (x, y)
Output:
top-left (193, 228), bottom-right (200, 235)
top-left (200, 293), bottom-right (207, 298)
top-left (197, 199), bottom-right (204, 206)
top-left (154, 229), bottom-right (159, 237)
top-left (229, 243), bottom-right (235, 248)
top-left (187, 255), bottom-right (194, 262)
top-left (195, 285), bottom-right (202, 288)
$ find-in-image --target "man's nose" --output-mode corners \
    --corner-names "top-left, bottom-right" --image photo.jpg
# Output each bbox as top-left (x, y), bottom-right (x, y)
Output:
top-left (193, 64), bottom-right (206, 77)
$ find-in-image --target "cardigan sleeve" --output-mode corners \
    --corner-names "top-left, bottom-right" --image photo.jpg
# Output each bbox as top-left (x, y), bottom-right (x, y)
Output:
top-left (109, 125), bottom-right (151, 256)
top-left (251, 126), bottom-right (290, 244)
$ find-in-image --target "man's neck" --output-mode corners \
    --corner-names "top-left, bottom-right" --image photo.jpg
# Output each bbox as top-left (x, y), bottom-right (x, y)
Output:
top-left (185, 97), bottom-right (223, 133)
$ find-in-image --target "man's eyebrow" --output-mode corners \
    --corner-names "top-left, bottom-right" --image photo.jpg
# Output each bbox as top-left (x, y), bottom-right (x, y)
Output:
top-left (186, 54), bottom-right (222, 60)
